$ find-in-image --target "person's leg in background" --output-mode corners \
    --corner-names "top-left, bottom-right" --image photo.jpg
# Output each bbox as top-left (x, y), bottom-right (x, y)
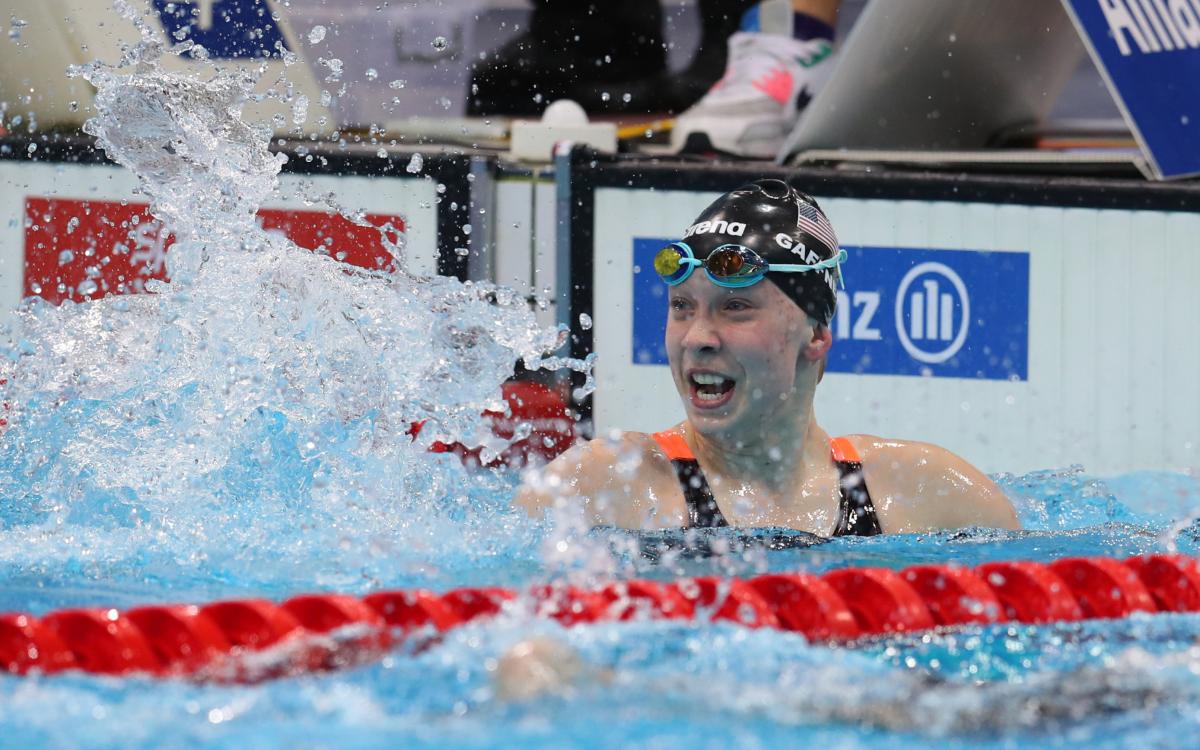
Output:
top-left (672, 0), bottom-right (842, 158)
top-left (566, 0), bottom-right (757, 115)
top-left (468, 0), bottom-right (666, 117)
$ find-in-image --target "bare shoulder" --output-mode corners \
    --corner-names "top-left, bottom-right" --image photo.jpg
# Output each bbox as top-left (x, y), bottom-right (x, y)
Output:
top-left (840, 434), bottom-right (1020, 532)
top-left (514, 431), bottom-right (677, 527)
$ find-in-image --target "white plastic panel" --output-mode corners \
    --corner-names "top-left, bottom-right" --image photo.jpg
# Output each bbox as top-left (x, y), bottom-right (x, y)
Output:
top-left (492, 172), bottom-right (557, 331)
top-left (0, 0), bottom-right (334, 135)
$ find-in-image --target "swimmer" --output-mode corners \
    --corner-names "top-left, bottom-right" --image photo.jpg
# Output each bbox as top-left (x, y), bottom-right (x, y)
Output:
top-left (493, 636), bottom-right (611, 701)
top-left (518, 179), bottom-right (1019, 535)
top-left (771, 644), bottom-right (1200, 734)
top-left (494, 637), bottom-right (1200, 732)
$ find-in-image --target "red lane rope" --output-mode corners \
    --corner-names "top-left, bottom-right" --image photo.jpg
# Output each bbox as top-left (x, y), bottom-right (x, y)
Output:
top-left (3, 554), bottom-right (1199, 681)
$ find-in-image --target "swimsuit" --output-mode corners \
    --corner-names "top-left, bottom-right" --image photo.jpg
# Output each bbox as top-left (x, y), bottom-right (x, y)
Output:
top-left (602, 526), bottom-right (829, 564)
top-left (651, 430), bottom-right (883, 536)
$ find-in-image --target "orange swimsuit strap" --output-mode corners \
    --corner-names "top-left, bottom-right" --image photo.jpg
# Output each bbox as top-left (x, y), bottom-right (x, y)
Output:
top-left (652, 430), bottom-right (861, 463)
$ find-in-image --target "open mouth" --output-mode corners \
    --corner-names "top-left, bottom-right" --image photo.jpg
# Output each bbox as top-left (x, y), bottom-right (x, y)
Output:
top-left (688, 372), bottom-right (735, 408)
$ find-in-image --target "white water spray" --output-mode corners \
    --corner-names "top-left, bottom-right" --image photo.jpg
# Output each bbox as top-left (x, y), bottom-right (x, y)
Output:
top-left (0, 7), bottom-right (579, 586)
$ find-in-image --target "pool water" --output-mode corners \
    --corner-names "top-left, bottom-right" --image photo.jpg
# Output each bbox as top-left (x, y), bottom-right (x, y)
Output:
top-left (2, 468), bottom-right (1200, 750)
top-left (4, 15), bottom-right (1200, 750)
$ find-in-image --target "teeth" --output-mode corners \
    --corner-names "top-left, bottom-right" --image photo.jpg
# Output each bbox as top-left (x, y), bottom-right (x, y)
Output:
top-left (692, 373), bottom-right (730, 385)
top-left (697, 390), bottom-right (726, 401)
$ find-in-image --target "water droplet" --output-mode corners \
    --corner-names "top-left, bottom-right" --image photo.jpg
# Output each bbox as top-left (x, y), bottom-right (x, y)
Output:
top-left (432, 35), bottom-right (448, 51)
top-left (8, 16), bottom-right (28, 40)
top-left (58, 249), bottom-right (75, 265)
top-left (389, 79), bottom-right (406, 90)
top-left (292, 94), bottom-right (309, 125)
top-left (600, 92), bottom-right (610, 102)
top-left (406, 153), bottom-right (424, 173)
top-left (579, 313), bottom-right (592, 330)
top-left (622, 92), bottom-right (631, 103)
top-left (376, 147), bottom-right (387, 158)
top-left (26, 142), bottom-right (36, 154)
top-left (462, 224), bottom-right (472, 235)
top-left (308, 25), bottom-right (327, 44)
top-left (455, 246), bottom-right (469, 257)
top-left (365, 68), bottom-right (378, 81)
top-left (320, 57), bottom-right (343, 83)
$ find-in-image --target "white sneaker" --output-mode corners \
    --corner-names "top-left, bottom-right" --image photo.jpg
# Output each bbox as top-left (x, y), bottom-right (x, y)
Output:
top-left (671, 32), bottom-right (834, 159)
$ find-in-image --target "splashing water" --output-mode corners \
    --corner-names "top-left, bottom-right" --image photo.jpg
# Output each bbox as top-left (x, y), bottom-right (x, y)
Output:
top-left (0, 17), bottom-right (574, 593)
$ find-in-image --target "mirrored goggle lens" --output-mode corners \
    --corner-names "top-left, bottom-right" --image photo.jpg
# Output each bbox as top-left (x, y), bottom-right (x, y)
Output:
top-left (653, 245), bottom-right (690, 283)
top-left (706, 247), bottom-right (766, 280)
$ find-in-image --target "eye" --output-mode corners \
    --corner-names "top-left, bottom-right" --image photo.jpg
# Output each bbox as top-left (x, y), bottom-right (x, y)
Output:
top-left (669, 297), bottom-right (690, 312)
top-left (725, 298), bottom-right (753, 312)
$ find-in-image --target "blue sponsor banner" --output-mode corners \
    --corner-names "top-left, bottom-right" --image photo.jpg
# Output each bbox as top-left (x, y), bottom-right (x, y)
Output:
top-left (632, 239), bottom-right (1029, 380)
top-left (153, 0), bottom-right (290, 60)
top-left (1063, 0), bottom-right (1200, 178)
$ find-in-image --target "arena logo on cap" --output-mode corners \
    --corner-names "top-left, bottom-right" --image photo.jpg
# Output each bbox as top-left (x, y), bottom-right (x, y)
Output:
top-left (682, 220), bottom-right (746, 239)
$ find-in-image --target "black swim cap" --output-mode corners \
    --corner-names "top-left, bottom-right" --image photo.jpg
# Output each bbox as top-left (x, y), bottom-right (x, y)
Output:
top-left (678, 179), bottom-right (842, 324)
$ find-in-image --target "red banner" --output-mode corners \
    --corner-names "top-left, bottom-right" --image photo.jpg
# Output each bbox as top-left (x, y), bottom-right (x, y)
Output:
top-left (23, 198), bottom-right (406, 304)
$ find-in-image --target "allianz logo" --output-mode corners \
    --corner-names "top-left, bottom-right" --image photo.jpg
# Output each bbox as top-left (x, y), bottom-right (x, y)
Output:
top-left (832, 261), bottom-right (971, 364)
top-left (1101, 0), bottom-right (1200, 57)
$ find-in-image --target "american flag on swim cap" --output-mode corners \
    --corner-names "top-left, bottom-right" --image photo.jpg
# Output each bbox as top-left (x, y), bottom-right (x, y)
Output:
top-left (797, 200), bottom-right (839, 253)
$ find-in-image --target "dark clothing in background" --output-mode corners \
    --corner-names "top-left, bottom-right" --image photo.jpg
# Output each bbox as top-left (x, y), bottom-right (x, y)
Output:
top-left (468, 0), bottom-right (758, 116)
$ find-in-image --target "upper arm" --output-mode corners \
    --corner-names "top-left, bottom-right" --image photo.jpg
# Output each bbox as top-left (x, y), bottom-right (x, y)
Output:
top-left (514, 437), bottom-right (655, 527)
top-left (856, 437), bottom-right (1020, 532)
top-left (514, 440), bottom-right (605, 520)
top-left (923, 446), bottom-right (1020, 530)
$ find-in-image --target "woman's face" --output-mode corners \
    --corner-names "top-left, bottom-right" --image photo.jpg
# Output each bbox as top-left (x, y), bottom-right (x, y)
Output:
top-left (665, 273), bottom-right (821, 439)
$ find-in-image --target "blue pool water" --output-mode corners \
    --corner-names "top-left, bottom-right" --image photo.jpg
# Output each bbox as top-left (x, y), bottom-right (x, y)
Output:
top-left (3, 19), bottom-right (1200, 750)
top-left (2, 467), bottom-right (1200, 750)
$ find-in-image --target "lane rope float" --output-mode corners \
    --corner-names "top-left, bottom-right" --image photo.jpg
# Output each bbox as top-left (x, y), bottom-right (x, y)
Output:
top-left (3, 554), bottom-right (1199, 681)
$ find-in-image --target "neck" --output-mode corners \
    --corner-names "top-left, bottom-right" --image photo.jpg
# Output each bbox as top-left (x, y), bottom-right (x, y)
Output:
top-left (685, 394), bottom-right (829, 494)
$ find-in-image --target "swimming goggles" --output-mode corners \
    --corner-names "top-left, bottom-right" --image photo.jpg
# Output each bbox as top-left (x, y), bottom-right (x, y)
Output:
top-left (653, 242), bottom-right (847, 289)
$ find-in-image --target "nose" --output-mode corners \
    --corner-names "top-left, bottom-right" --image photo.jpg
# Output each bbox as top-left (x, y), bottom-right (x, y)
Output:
top-left (680, 310), bottom-right (722, 354)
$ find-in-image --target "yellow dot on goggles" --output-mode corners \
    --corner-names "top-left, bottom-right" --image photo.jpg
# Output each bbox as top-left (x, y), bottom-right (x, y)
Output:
top-left (654, 247), bottom-right (683, 275)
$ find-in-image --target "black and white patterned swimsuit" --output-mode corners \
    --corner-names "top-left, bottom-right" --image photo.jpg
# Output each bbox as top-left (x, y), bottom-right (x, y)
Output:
top-left (651, 430), bottom-right (883, 536)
